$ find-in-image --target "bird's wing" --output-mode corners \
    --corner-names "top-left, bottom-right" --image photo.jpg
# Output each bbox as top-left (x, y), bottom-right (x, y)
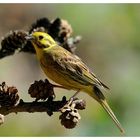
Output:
top-left (52, 47), bottom-right (109, 89)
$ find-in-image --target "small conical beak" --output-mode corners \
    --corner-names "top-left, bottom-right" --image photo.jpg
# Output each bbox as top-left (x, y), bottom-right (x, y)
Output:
top-left (25, 35), bottom-right (35, 41)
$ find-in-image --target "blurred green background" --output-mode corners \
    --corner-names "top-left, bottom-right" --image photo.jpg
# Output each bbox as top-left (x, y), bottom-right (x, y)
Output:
top-left (0, 4), bottom-right (140, 136)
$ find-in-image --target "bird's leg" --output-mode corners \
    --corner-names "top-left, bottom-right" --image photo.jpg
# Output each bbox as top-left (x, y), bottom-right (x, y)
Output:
top-left (59, 90), bottom-right (80, 112)
top-left (71, 90), bottom-right (80, 99)
top-left (69, 89), bottom-right (80, 103)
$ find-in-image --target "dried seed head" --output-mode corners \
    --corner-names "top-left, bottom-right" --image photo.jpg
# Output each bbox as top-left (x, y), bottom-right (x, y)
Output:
top-left (59, 109), bottom-right (80, 129)
top-left (32, 27), bottom-right (46, 33)
top-left (74, 99), bottom-right (86, 110)
top-left (0, 30), bottom-right (28, 58)
top-left (58, 19), bottom-right (73, 42)
top-left (59, 98), bottom-right (82, 129)
top-left (28, 79), bottom-right (55, 101)
top-left (0, 82), bottom-right (19, 107)
top-left (29, 17), bottom-right (51, 34)
top-left (62, 36), bottom-right (82, 54)
top-left (49, 18), bottom-right (73, 43)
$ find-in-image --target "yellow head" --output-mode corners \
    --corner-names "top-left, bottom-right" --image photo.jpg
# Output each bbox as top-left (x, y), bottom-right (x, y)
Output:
top-left (26, 32), bottom-right (57, 59)
top-left (30, 32), bottom-right (56, 50)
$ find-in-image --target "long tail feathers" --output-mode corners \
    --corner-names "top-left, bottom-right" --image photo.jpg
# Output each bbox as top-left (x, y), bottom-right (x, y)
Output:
top-left (100, 99), bottom-right (125, 134)
top-left (93, 85), bottom-right (125, 134)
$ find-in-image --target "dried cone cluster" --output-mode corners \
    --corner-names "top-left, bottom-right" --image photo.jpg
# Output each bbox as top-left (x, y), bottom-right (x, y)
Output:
top-left (0, 30), bottom-right (28, 58)
top-left (49, 18), bottom-right (73, 43)
top-left (59, 98), bottom-right (86, 129)
top-left (29, 17), bottom-right (51, 34)
top-left (59, 19), bottom-right (73, 41)
top-left (28, 79), bottom-right (55, 101)
top-left (0, 17), bottom-right (81, 58)
top-left (0, 82), bottom-right (19, 107)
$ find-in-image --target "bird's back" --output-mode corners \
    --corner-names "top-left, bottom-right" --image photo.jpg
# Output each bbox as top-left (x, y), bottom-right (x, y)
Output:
top-left (40, 45), bottom-right (109, 91)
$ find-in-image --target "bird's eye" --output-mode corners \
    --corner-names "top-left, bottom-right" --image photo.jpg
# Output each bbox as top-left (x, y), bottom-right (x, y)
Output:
top-left (38, 35), bottom-right (43, 40)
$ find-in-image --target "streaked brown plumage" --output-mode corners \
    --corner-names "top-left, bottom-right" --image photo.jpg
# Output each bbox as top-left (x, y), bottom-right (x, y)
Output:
top-left (27, 32), bottom-right (125, 134)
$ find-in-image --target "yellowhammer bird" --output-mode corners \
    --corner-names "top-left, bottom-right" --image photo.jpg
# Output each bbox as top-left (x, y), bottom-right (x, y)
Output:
top-left (26, 32), bottom-right (124, 133)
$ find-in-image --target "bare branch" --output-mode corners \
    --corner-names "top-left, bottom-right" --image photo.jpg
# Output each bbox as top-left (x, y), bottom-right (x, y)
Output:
top-left (0, 98), bottom-right (67, 116)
